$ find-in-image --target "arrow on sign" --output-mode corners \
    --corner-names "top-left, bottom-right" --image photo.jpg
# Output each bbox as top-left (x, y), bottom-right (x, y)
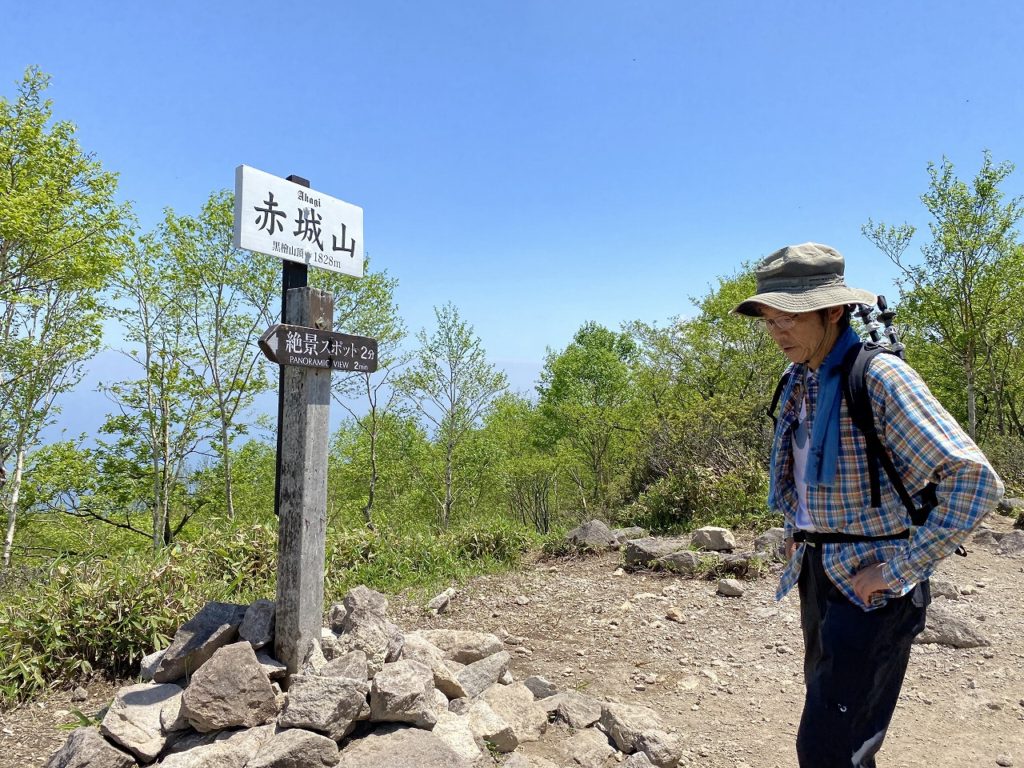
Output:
top-left (259, 324), bottom-right (378, 373)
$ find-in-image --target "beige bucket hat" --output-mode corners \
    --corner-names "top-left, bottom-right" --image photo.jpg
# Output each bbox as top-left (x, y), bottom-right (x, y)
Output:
top-left (732, 242), bottom-right (876, 316)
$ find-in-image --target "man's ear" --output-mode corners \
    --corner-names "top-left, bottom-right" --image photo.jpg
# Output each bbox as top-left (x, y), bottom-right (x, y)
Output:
top-left (827, 305), bottom-right (844, 324)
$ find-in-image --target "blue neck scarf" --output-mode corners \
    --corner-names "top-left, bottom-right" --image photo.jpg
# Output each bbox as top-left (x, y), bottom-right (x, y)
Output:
top-left (806, 326), bottom-right (862, 487)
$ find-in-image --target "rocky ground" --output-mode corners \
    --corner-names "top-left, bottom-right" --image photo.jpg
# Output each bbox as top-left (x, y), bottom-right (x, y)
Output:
top-left (2, 512), bottom-right (1022, 768)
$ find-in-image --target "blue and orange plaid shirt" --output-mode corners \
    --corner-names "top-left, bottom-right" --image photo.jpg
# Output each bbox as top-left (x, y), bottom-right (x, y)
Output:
top-left (772, 352), bottom-right (1004, 610)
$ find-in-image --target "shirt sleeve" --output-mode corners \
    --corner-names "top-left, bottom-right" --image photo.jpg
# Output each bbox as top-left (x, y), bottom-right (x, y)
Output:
top-left (866, 355), bottom-right (1004, 589)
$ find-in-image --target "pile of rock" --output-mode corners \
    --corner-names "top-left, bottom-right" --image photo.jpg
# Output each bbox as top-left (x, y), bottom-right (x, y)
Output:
top-left (565, 520), bottom-right (786, 577)
top-left (46, 585), bottom-right (682, 768)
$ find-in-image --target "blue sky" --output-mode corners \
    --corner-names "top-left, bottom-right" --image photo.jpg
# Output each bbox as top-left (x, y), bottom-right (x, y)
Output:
top-left (5, 1), bottom-right (1024, 440)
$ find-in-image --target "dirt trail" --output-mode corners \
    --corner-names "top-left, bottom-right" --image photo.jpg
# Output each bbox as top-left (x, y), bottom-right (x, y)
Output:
top-left (2, 514), bottom-right (1022, 767)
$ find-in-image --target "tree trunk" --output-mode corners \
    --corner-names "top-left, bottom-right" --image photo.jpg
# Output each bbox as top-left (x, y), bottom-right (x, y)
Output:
top-left (966, 355), bottom-right (977, 441)
top-left (363, 421), bottom-right (378, 529)
top-left (442, 441), bottom-right (454, 529)
top-left (221, 425), bottom-right (235, 520)
top-left (2, 448), bottom-right (25, 568)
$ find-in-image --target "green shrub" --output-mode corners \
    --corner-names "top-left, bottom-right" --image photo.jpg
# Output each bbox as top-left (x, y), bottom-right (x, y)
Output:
top-left (617, 460), bottom-right (771, 534)
top-left (980, 435), bottom-right (1024, 498)
top-left (0, 551), bottom-right (203, 705)
top-left (0, 517), bottom-right (542, 707)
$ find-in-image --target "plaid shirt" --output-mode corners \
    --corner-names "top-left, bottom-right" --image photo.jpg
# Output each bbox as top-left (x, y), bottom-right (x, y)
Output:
top-left (772, 352), bottom-right (1003, 610)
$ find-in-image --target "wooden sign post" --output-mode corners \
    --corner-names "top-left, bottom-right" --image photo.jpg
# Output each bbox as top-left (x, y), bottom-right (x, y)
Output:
top-left (273, 286), bottom-right (333, 674)
top-left (233, 167), bottom-right (367, 677)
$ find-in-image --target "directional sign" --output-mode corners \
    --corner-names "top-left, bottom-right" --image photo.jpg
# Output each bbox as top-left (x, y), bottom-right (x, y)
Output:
top-left (259, 324), bottom-right (378, 373)
top-left (233, 165), bottom-right (364, 277)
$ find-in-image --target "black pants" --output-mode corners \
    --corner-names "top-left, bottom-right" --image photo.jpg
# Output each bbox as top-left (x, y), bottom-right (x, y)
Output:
top-left (796, 545), bottom-right (929, 768)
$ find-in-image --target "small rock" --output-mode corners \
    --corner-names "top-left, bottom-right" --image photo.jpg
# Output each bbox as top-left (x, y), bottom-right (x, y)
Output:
top-left (71, 687), bottom-right (89, 703)
top-left (996, 756), bottom-right (1013, 767)
top-left (717, 579), bottom-right (744, 597)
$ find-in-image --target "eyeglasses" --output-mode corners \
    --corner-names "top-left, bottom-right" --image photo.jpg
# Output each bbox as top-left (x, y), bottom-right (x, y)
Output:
top-left (755, 313), bottom-right (799, 332)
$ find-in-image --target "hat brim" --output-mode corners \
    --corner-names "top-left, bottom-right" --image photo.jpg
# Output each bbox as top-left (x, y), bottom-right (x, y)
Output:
top-left (732, 285), bottom-right (877, 317)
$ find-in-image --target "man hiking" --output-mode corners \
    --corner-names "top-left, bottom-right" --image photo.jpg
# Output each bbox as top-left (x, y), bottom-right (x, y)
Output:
top-left (732, 242), bottom-right (1003, 767)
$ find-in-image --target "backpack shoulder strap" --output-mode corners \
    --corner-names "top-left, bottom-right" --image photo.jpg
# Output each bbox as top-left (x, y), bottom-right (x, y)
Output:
top-left (841, 343), bottom-right (925, 523)
top-left (767, 372), bottom-right (787, 428)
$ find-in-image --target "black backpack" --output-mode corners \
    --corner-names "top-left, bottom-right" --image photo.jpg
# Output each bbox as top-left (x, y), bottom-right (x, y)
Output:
top-left (768, 342), bottom-right (960, 552)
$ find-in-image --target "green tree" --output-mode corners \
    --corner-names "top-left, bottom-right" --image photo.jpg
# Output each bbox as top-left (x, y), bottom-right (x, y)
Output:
top-left (0, 67), bottom-right (126, 566)
top-left (100, 237), bottom-right (215, 548)
top-left (623, 272), bottom-right (778, 530)
top-left (483, 393), bottom-right (559, 533)
top-left (322, 264), bottom-right (408, 528)
top-left (160, 191), bottom-right (278, 519)
top-left (863, 152), bottom-right (1024, 440)
top-left (398, 303), bottom-right (507, 529)
top-left (536, 322), bottom-right (638, 515)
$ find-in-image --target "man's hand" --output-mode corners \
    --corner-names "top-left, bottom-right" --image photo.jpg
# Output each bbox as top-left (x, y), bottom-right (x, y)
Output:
top-left (851, 562), bottom-right (889, 604)
top-left (785, 537), bottom-right (796, 560)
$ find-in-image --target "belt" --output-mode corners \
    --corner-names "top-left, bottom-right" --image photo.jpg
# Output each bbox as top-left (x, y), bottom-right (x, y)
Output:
top-left (793, 529), bottom-right (910, 545)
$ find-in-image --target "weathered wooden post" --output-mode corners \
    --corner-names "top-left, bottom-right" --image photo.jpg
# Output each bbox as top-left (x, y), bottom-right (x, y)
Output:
top-left (273, 287), bottom-right (333, 674)
top-left (233, 164), bottom-right (369, 678)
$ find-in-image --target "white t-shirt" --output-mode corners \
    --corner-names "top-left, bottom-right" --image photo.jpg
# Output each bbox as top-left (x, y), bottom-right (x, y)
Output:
top-left (792, 395), bottom-right (814, 531)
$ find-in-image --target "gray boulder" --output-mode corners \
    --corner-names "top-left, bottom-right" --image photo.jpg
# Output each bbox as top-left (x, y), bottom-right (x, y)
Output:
top-left (425, 587), bottom-right (457, 615)
top-left (636, 730), bottom-right (681, 767)
top-left (247, 728), bottom-right (339, 768)
top-left (159, 724), bottom-right (276, 768)
top-left (914, 602), bottom-right (991, 648)
top-left (562, 727), bottom-right (614, 768)
top-left (431, 710), bottom-right (486, 763)
top-left (400, 632), bottom-right (469, 699)
top-left (566, 520), bottom-right (618, 551)
top-left (480, 682), bottom-right (547, 745)
top-left (656, 550), bottom-right (707, 576)
top-left (335, 724), bottom-right (478, 768)
top-left (996, 529), bottom-right (1024, 556)
top-left (238, 599), bottom-right (275, 650)
top-left (180, 641), bottom-right (277, 732)
top-left (611, 526), bottom-right (649, 549)
top-left (153, 601), bottom-right (247, 683)
top-left (523, 675), bottom-right (557, 699)
top-left (99, 682), bottom-right (182, 761)
top-left (455, 650), bottom-right (511, 698)
top-left (369, 659), bottom-right (438, 728)
top-left (539, 690), bottom-right (602, 728)
top-left (322, 649), bottom-right (369, 680)
top-left (466, 699), bottom-right (518, 752)
top-left (44, 727), bottom-right (135, 768)
top-left (690, 526), bottom-right (736, 552)
top-left (624, 538), bottom-right (690, 568)
top-left (335, 586), bottom-right (404, 675)
top-left (599, 701), bottom-right (664, 753)
top-left (279, 673), bottom-right (371, 741)
top-left (717, 578), bottom-right (744, 597)
top-left (413, 629), bottom-right (503, 663)
top-left (753, 527), bottom-right (786, 560)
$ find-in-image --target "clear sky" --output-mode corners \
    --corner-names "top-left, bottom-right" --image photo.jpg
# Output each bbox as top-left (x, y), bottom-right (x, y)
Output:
top-left (5, 1), bottom-right (1024, 439)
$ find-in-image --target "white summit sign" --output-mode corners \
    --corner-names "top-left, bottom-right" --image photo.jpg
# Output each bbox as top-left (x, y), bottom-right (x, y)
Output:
top-left (233, 164), bottom-right (364, 277)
